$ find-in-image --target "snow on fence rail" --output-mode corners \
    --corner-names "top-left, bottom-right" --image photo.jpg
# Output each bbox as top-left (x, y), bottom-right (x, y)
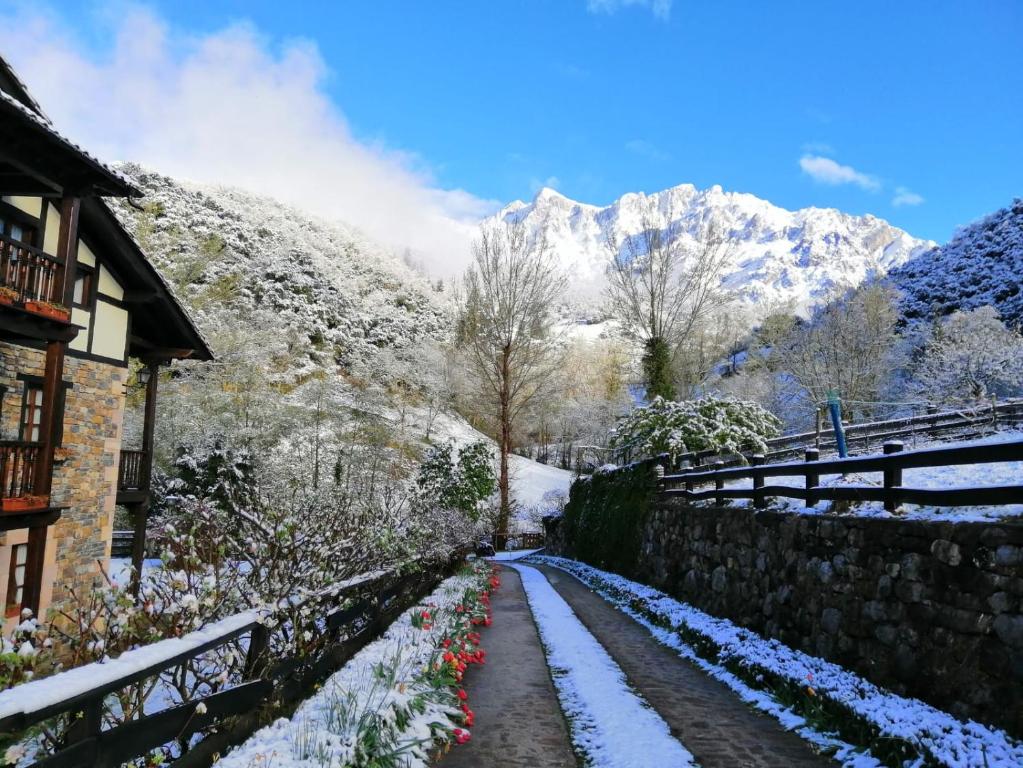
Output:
top-left (661, 438), bottom-right (1023, 512)
top-left (591, 400), bottom-right (1023, 481)
top-left (0, 546), bottom-right (472, 768)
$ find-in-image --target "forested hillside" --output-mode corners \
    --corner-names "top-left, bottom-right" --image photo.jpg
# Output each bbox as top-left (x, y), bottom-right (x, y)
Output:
top-left (890, 198), bottom-right (1023, 324)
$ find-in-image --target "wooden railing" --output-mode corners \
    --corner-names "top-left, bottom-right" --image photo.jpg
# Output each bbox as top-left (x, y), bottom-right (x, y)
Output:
top-left (0, 546), bottom-right (472, 768)
top-left (0, 440), bottom-right (43, 499)
top-left (661, 438), bottom-right (1023, 512)
top-left (117, 449), bottom-right (147, 491)
top-left (0, 233), bottom-right (65, 306)
top-left (596, 399), bottom-right (1023, 480)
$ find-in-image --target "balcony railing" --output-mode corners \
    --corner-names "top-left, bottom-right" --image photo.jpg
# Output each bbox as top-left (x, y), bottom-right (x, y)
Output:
top-left (0, 440), bottom-right (43, 500)
top-left (0, 233), bottom-right (66, 308)
top-left (118, 449), bottom-right (148, 492)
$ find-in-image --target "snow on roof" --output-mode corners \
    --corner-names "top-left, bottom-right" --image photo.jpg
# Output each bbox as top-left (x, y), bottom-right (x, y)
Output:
top-left (0, 87), bottom-right (140, 197)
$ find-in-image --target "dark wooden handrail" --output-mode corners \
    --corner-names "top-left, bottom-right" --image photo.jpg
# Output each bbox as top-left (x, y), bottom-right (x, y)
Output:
top-left (0, 545), bottom-right (472, 768)
top-left (661, 438), bottom-right (1023, 510)
top-left (0, 233), bottom-right (66, 305)
top-left (117, 449), bottom-right (147, 491)
top-left (0, 440), bottom-right (44, 499)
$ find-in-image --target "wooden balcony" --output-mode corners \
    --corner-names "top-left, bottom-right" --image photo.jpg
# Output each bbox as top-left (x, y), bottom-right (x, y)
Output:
top-left (0, 233), bottom-right (70, 323)
top-left (0, 440), bottom-right (45, 507)
top-left (117, 448), bottom-right (149, 504)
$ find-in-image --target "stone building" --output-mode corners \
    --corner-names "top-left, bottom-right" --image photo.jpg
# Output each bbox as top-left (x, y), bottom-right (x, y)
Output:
top-left (0, 54), bottom-right (212, 631)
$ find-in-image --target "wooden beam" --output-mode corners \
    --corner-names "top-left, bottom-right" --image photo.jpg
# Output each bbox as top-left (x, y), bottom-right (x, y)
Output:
top-left (57, 196), bottom-right (81, 307)
top-left (130, 361), bottom-right (160, 597)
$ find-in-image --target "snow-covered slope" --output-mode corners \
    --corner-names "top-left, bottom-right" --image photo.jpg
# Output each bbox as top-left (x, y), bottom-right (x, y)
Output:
top-left (110, 164), bottom-right (450, 381)
top-left (494, 184), bottom-right (933, 319)
top-left (889, 198), bottom-right (1023, 324)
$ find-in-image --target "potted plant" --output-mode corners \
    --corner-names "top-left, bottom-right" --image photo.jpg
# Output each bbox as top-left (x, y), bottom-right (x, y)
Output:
top-left (0, 285), bottom-right (19, 307)
top-left (24, 299), bottom-right (70, 322)
top-left (2, 494), bottom-right (49, 512)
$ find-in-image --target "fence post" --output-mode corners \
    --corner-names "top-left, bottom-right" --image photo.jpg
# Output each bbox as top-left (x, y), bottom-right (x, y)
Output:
top-left (992, 395), bottom-right (998, 429)
top-left (804, 448), bottom-right (819, 508)
top-left (882, 441), bottom-right (904, 512)
top-left (244, 622), bottom-right (270, 678)
top-left (714, 460), bottom-right (725, 506)
top-left (751, 454), bottom-right (766, 509)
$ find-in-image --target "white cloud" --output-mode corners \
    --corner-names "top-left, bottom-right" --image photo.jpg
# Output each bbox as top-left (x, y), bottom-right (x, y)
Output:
top-left (0, 6), bottom-right (497, 276)
top-left (625, 139), bottom-right (670, 161)
top-left (586, 0), bottom-right (672, 20)
top-left (799, 154), bottom-right (880, 192)
top-left (529, 176), bottom-right (561, 194)
top-left (892, 186), bottom-right (925, 207)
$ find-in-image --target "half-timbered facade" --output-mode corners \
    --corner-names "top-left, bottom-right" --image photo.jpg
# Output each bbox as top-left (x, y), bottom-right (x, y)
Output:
top-left (0, 55), bottom-right (212, 630)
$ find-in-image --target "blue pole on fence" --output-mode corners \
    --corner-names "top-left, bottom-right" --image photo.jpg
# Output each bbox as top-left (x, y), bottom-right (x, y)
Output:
top-left (827, 392), bottom-right (848, 458)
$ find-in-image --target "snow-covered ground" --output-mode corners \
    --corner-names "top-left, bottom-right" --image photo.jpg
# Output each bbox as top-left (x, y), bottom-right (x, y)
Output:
top-left (431, 410), bottom-right (574, 530)
top-left (717, 430), bottom-right (1023, 522)
top-left (505, 563), bottom-right (696, 767)
top-left (491, 549), bottom-right (542, 561)
top-left (532, 555), bottom-right (1023, 768)
top-left (215, 565), bottom-right (490, 768)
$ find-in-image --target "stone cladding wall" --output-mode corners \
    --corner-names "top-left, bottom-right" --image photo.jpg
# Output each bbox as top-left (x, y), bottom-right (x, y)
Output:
top-left (0, 343), bottom-right (127, 624)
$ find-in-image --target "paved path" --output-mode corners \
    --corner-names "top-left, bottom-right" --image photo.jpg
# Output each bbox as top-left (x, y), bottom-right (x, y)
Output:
top-left (535, 563), bottom-right (833, 768)
top-left (436, 565), bottom-right (577, 768)
top-left (436, 561), bottom-right (834, 768)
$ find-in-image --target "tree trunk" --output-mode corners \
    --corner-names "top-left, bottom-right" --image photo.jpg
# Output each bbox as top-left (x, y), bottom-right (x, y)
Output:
top-left (498, 346), bottom-right (512, 535)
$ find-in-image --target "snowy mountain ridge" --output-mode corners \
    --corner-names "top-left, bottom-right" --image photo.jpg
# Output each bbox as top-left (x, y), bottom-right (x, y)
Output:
top-left (493, 183), bottom-right (935, 319)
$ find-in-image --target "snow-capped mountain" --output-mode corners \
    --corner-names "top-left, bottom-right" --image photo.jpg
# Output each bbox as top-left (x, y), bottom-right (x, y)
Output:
top-left (889, 198), bottom-right (1023, 324)
top-left (494, 184), bottom-right (934, 319)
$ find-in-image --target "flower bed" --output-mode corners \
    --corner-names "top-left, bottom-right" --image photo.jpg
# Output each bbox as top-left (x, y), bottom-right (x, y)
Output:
top-left (216, 560), bottom-right (500, 767)
top-left (530, 555), bottom-right (1023, 768)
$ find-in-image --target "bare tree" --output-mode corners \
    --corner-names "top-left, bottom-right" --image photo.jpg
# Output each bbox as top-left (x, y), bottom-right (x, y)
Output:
top-left (456, 221), bottom-right (566, 533)
top-left (604, 213), bottom-right (733, 399)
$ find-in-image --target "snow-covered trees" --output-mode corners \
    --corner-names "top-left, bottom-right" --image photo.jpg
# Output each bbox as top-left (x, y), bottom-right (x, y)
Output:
top-left (456, 221), bottom-right (566, 532)
top-left (910, 307), bottom-right (1023, 402)
top-left (609, 395), bottom-right (781, 462)
top-left (778, 284), bottom-right (902, 420)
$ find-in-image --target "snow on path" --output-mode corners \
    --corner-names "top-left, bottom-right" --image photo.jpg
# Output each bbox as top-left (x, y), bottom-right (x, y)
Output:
top-left (504, 563), bottom-right (696, 768)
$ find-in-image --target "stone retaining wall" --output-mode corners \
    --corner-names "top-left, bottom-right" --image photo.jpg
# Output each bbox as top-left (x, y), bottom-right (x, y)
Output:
top-left (547, 501), bottom-right (1023, 737)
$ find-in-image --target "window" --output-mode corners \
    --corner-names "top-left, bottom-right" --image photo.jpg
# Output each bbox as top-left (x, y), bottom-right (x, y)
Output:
top-left (5, 543), bottom-right (27, 617)
top-left (72, 267), bottom-right (94, 308)
top-left (20, 384), bottom-right (43, 443)
top-left (0, 214), bottom-right (37, 246)
top-left (17, 379), bottom-right (68, 446)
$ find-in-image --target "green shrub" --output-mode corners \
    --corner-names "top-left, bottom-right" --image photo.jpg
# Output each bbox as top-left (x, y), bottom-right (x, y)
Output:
top-left (562, 462), bottom-right (659, 575)
top-left (610, 395), bottom-right (782, 462)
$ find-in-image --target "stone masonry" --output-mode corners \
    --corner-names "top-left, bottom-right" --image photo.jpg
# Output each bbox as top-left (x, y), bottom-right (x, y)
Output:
top-left (0, 343), bottom-right (127, 625)
top-left (547, 501), bottom-right (1023, 738)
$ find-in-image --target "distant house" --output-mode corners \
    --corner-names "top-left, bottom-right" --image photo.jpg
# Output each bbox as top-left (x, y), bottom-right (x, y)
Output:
top-left (0, 54), bottom-right (212, 630)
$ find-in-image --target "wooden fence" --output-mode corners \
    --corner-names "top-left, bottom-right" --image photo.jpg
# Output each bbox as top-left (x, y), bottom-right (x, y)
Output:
top-left (0, 547), bottom-right (471, 768)
top-left (593, 399), bottom-right (1023, 481)
top-left (660, 438), bottom-right (1023, 512)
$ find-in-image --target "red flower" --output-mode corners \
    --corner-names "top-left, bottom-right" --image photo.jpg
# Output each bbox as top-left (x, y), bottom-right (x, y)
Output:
top-left (442, 638), bottom-right (452, 649)
top-left (457, 688), bottom-right (468, 701)
top-left (421, 610), bottom-right (431, 620)
top-left (483, 616), bottom-right (492, 627)
top-left (453, 728), bottom-right (471, 745)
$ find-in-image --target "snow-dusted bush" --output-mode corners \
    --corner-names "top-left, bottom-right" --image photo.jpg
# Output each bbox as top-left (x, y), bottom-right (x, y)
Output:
top-left (416, 441), bottom-right (496, 522)
top-left (909, 306), bottom-right (1023, 402)
top-left (610, 395), bottom-right (781, 462)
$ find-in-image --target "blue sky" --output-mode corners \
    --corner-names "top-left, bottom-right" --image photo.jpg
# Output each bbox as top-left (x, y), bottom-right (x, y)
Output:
top-left (13, 1), bottom-right (1023, 245)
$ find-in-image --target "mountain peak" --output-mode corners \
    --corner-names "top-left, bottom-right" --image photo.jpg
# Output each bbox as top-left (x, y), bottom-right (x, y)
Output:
top-left (489, 181), bottom-right (935, 316)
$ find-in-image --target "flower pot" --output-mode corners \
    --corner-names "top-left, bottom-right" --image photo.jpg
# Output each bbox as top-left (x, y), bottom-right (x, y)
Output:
top-left (2, 495), bottom-right (49, 512)
top-left (24, 300), bottom-right (70, 322)
top-left (0, 291), bottom-right (18, 307)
